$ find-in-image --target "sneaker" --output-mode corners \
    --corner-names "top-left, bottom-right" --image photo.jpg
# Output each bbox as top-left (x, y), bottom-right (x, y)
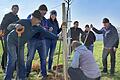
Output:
top-left (26, 73), bottom-right (29, 78)
top-left (41, 76), bottom-right (47, 80)
top-left (110, 71), bottom-right (115, 76)
top-left (110, 73), bottom-right (115, 76)
top-left (101, 70), bottom-right (108, 74)
top-left (110, 69), bottom-right (115, 76)
top-left (48, 70), bottom-right (55, 74)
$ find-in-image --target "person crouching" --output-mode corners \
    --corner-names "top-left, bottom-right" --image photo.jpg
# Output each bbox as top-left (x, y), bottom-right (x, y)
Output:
top-left (68, 41), bottom-right (101, 80)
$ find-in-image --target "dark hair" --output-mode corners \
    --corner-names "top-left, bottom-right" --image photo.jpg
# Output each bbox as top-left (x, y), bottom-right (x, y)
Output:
top-left (32, 10), bottom-right (42, 20)
top-left (103, 18), bottom-right (109, 23)
top-left (49, 15), bottom-right (58, 25)
top-left (74, 21), bottom-right (79, 25)
top-left (38, 4), bottom-right (48, 11)
top-left (12, 5), bottom-right (19, 9)
top-left (85, 24), bottom-right (89, 28)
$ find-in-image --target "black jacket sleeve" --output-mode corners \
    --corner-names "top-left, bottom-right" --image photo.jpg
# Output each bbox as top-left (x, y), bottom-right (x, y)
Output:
top-left (79, 28), bottom-right (84, 35)
top-left (113, 39), bottom-right (119, 48)
top-left (92, 27), bottom-right (103, 34)
top-left (57, 27), bottom-right (62, 34)
top-left (91, 31), bottom-right (96, 42)
top-left (81, 33), bottom-right (85, 43)
top-left (0, 14), bottom-right (8, 30)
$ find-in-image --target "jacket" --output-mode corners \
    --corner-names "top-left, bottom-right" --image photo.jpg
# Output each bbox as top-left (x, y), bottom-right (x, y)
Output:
top-left (81, 31), bottom-right (96, 46)
top-left (0, 12), bottom-right (19, 35)
top-left (92, 23), bottom-right (119, 48)
top-left (7, 19), bottom-right (58, 46)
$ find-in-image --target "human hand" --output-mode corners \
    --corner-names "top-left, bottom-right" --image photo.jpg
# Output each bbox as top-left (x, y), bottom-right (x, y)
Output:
top-left (49, 27), bottom-right (53, 32)
top-left (90, 24), bottom-right (94, 29)
top-left (113, 47), bottom-right (117, 52)
top-left (16, 24), bottom-right (24, 37)
top-left (0, 30), bottom-right (5, 37)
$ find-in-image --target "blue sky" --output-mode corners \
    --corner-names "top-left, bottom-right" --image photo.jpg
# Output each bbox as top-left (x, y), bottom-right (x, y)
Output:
top-left (0, 0), bottom-right (120, 29)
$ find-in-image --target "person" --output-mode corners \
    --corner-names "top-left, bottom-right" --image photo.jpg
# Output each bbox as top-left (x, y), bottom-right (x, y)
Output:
top-left (0, 5), bottom-right (19, 71)
top-left (90, 18), bottom-right (119, 75)
top-left (68, 21), bottom-right (84, 43)
top-left (3, 10), bottom-right (58, 80)
top-left (46, 10), bottom-right (62, 73)
top-left (81, 25), bottom-right (96, 52)
top-left (68, 41), bottom-right (101, 80)
top-left (25, 4), bottom-right (49, 79)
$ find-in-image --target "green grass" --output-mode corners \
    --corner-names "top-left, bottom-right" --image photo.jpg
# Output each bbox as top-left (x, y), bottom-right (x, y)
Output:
top-left (0, 41), bottom-right (120, 80)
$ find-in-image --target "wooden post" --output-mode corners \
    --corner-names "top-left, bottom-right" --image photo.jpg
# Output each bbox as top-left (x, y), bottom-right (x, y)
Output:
top-left (62, 3), bottom-right (68, 80)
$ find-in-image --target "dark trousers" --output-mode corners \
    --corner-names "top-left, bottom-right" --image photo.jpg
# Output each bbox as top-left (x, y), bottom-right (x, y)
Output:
top-left (68, 67), bottom-right (100, 80)
top-left (102, 48), bottom-right (116, 73)
top-left (1, 35), bottom-right (7, 70)
top-left (46, 40), bottom-right (57, 70)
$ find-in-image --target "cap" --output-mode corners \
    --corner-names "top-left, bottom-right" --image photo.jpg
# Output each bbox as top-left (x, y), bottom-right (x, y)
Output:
top-left (50, 10), bottom-right (57, 16)
top-left (32, 10), bottom-right (42, 20)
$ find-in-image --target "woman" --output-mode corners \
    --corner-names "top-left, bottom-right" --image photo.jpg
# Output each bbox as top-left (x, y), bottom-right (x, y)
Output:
top-left (46, 10), bottom-right (61, 73)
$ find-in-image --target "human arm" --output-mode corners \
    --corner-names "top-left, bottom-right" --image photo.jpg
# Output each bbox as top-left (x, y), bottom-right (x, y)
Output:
top-left (0, 14), bottom-right (8, 30)
top-left (90, 24), bottom-right (104, 34)
top-left (92, 31), bottom-right (96, 42)
top-left (70, 50), bottom-right (81, 68)
top-left (27, 14), bottom-right (32, 19)
top-left (34, 25), bottom-right (58, 40)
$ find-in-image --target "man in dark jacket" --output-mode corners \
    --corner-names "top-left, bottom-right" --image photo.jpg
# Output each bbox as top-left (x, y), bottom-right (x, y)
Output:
top-left (68, 21), bottom-right (84, 42)
top-left (4, 10), bottom-right (57, 80)
top-left (91, 18), bottom-right (119, 75)
top-left (0, 5), bottom-right (19, 71)
top-left (26, 4), bottom-right (49, 80)
top-left (81, 25), bottom-right (96, 52)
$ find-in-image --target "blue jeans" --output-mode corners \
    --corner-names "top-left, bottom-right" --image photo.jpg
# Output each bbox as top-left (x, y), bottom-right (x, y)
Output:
top-left (26, 39), bottom-right (47, 77)
top-left (5, 42), bottom-right (25, 80)
top-left (46, 40), bottom-right (57, 70)
top-left (86, 44), bottom-right (94, 53)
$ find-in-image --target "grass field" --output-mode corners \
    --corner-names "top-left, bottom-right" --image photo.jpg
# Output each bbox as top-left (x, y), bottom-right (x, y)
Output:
top-left (0, 41), bottom-right (120, 80)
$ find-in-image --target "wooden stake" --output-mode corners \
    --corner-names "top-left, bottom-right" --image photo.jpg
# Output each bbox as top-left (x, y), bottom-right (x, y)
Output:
top-left (62, 3), bottom-right (68, 80)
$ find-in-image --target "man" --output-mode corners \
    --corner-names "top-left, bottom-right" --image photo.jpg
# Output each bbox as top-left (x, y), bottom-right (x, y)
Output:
top-left (0, 5), bottom-right (19, 71)
top-left (68, 41), bottom-right (101, 80)
top-left (68, 21), bottom-right (84, 42)
top-left (91, 18), bottom-right (119, 75)
top-left (26, 4), bottom-right (50, 80)
top-left (3, 10), bottom-right (57, 80)
top-left (81, 25), bottom-right (96, 52)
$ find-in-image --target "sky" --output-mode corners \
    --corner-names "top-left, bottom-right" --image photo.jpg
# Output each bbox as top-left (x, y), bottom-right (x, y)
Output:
top-left (0, 0), bottom-right (120, 30)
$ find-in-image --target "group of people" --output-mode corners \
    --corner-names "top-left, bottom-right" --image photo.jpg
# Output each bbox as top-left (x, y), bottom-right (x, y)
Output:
top-left (0, 4), bottom-right (62, 80)
top-left (67, 18), bottom-right (119, 80)
top-left (0, 3), bottom-right (119, 80)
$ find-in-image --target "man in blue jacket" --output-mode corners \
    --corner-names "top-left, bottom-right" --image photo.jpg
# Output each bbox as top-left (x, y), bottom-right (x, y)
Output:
top-left (3, 10), bottom-right (57, 80)
top-left (0, 5), bottom-right (19, 71)
top-left (91, 18), bottom-right (119, 75)
top-left (26, 4), bottom-right (50, 80)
